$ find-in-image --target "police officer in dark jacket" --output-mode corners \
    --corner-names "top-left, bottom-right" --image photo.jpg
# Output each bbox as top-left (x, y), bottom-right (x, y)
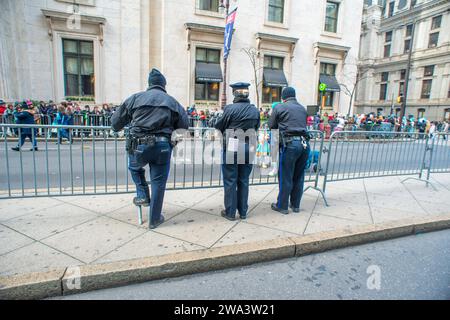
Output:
top-left (111, 69), bottom-right (189, 229)
top-left (215, 82), bottom-right (260, 221)
top-left (269, 87), bottom-right (310, 214)
top-left (11, 101), bottom-right (38, 152)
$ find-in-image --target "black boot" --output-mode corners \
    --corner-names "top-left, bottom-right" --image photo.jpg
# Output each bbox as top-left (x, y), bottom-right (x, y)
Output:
top-left (271, 203), bottom-right (289, 215)
top-left (133, 197), bottom-right (150, 207)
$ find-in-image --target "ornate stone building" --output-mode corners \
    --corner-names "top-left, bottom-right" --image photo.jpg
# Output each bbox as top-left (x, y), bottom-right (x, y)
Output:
top-left (1, 0), bottom-right (364, 114)
top-left (356, 0), bottom-right (450, 121)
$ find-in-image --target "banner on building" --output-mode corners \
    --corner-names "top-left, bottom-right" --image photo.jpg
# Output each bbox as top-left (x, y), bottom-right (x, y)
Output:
top-left (224, 8), bottom-right (237, 59)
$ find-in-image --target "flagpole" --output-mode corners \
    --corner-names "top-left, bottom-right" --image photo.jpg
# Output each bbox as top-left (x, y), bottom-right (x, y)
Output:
top-left (220, 0), bottom-right (230, 109)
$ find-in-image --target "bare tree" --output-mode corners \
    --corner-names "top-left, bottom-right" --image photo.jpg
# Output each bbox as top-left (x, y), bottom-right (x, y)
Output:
top-left (338, 61), bottom-right (373, 117)
top-left (241, 47), bottom-right (263, 109)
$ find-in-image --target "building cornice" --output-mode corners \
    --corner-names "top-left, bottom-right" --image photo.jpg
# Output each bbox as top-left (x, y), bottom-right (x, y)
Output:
top-left (380, 0), bottom-right (450, 31)
top-left (184, 23), bottom-right (225, 35)
top-left (41, 9), bottom-right (106, 24)
top-left (41, 9), bottom-right (106, 43)
top-left (255, 33), bottom-right (298, 45)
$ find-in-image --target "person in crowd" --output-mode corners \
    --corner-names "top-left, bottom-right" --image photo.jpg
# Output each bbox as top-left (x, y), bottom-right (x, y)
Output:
top-left (269, 87), bottom-right (309, 215)
top-left (111, 68), bottom-right (189, 229)
top-left (11, 101), bottom-right (38, 151)
top-left (55, 105), bottom-right (72, 144)
top-left (215, 82), bottom-right (260, 221)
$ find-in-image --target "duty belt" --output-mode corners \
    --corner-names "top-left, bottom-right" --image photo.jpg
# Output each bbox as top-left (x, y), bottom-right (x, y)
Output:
top-left (137, 136), bottom-right (169, 145)
top-left (284, 135), bottom-right (309, 150)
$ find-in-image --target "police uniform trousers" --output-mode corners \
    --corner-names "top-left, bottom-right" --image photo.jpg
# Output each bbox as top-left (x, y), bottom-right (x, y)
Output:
top-left (277, 139), bottom-right (310, 211)
top-left (222, 143), bottom-right (253, 218)
top-left (128, 141), bottom-right (172, 223)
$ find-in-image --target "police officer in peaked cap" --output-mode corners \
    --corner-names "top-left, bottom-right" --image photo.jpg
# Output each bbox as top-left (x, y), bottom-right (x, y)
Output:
top-left (269, 86), bottom-right (310, 215)
top-left (215, 82), bottom-right (260, 221)
top-left (111, 68), bottom-right (189, 229)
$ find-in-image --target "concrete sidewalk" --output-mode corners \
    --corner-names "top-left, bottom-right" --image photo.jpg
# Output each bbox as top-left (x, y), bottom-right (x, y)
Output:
top-left (0, 173), bottom-right (449, 297)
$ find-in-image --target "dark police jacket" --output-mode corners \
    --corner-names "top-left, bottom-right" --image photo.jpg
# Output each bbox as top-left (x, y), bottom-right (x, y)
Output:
top-left (14, 111), bottom-right (36, 135)
top-left (268, 97), bottom-right (308, 136)
top-left (111, 85), bottom-right (189, 138)
top-left (214, 98), bottom-right (260, 134)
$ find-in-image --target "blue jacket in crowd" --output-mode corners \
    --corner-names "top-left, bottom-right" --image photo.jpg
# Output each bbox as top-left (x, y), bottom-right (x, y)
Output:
top-left (14, 111), bottom-right (36, 135)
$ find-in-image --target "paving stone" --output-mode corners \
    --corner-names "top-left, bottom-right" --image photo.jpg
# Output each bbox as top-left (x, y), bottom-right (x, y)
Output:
top-left (155, 209), bottom-right (237, 248)
top-left (366, 193), bottom-right (427, 214)
top-left (3, 204), bottom-right (97, 240)
top-left (107, 202), bottom-right (187, 227)
top-left (164, 188), bottom-right (221, 208)
top-left (304, 214), bottom-right (367, 235)
top-left (0, 225), bottom-right (35, 256)
top-left (56, 194), bottom-right (131, 214)
top-left (247, 201), bottom-right (313, 235)
top-left (96, 231), bottom-right (204, 264)
top-left (213, 222), bottom-right (296, 248)
top-left (313, 203), bottom-right (373, 224)
top-left (41, 216), bottom-right (146, 263)
top-left (370, 206), bottom-right (425, 224)
top-left (0, 197), bottom-right (62, 222)
top-left (0, 242), bottom-right (82, 277)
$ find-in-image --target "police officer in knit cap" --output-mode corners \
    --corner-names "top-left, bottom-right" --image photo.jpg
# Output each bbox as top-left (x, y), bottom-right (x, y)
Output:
top-left (111, 68), bottom-right (189, 229)
top-left (269, 86), bottom-right (310, 214)
top-left (215, 82), bottom-right (260, 221)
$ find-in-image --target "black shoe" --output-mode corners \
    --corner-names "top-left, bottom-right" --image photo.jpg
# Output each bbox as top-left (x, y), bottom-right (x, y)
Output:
top-left (221, 210), bottom-right (236, 221)
top-left (271, 203), bottom-right (289, 215)
top-left (150, 215), bottom-right (165, 229)
top-left (239, 215), bottom-right (247, 220)
top-left (11, 147), bottom-right (20, 152)
top-left (133, 197), bottom-right (150, 207)
top-left (30, 147), bottom-right (39, 152)
top-left (290, 205), bottom-right (300, 213)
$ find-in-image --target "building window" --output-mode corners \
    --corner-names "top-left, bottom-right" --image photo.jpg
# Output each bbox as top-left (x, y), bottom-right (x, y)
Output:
top-left (262, 55), bottom-right (284, 104)
top-left (195, 48), bottom-right (221, 101)
top-left (421, 80), bottom-right (432, 99)
top-left (379, 72), bottom-right (389, 101)
top-left (318, 63), bottom-right (337, 107)
top-left (400, 69), bottom-right (406, 80)
top-left (428, 32), bottom-right (439, 48)
top-left (388, 1), bottom-right (395, 17)
top-left (404, 39), bottom-right (411, 54)
top-left (431, 15), bottom-right (442, 30)
top-left (444, 109), bottom-right (450, 121)
top-left (197, 0), bottom-right (219, 12)
top-left (320, 63), bottom-right (337, 76)
top-left (63, 39), bottom-right (95, 98)
top-left (424, 65), bottom-right (434, 77)
top-left (417, 108), bottom-right (425, 119)
top-left (325, 1), bottom-right (339, 33)
top-left (406, 24), bottom-right (413, 37)
top-left (384, 31), bottom-right (392, 58)
top-left (268, 0), bottom-right (285, 23)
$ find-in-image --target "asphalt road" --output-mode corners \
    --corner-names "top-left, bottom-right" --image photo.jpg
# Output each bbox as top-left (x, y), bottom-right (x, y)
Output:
top-left (54, 230), bottom-right (450, 300)
top-left (1, 138), bottom-right (449, 195)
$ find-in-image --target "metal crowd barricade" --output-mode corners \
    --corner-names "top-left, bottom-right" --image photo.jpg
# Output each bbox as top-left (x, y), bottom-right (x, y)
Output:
top-left (427, 133), bottom-right (450, 179)
top-left (0, 123), bottom-right (130, 199)
top-left (322, 131), bottom-right (432, 193)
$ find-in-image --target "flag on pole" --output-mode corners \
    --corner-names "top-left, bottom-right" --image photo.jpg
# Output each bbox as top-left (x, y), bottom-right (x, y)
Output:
top-left (224, 8), bottom-right (237, 59)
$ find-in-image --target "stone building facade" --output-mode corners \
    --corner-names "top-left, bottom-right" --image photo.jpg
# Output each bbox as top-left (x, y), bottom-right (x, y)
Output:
top-left (0, 0), bottom-right (364, 114)
top-left (356, 0), bottom-right (450, 121)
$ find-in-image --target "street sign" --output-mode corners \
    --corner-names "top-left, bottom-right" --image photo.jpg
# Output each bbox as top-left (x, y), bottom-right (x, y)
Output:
top-left (319, 83), bottom-right (327, 92)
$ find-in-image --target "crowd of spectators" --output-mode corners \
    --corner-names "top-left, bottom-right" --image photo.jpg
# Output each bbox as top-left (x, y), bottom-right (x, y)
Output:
top-left (1, 100), bottom-right (449, 141)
